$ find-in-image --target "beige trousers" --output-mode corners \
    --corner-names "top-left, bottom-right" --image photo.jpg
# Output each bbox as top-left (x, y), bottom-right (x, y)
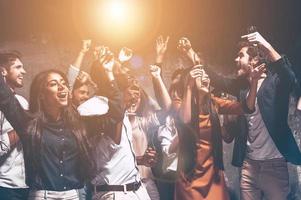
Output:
top-left (92, 184), bottom-right (151, 200)
top-left (28, 189), bottom-right (81, 200)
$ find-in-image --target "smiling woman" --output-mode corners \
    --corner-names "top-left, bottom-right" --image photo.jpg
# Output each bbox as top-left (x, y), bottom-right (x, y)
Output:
top-left (28, 70), bottom-right (70, 116)
top-left (0, 68), bottom-right (124, 199)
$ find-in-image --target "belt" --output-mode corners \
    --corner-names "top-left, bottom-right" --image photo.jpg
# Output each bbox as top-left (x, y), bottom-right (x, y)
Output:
top-left (93, 181), bottom-right (141, 192)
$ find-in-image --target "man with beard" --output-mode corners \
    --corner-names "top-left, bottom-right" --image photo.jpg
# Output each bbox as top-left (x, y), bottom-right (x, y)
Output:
top-left (0, 51), bottom-right (29, 200)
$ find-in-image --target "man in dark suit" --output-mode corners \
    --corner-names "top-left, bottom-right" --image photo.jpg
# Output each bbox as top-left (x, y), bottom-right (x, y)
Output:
top-left (179, 33), bottom-right (301, 200)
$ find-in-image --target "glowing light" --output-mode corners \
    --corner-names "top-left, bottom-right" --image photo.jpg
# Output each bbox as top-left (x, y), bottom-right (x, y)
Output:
top-left (72, 0), bottom-right (163, 47)
top-left (98, 0), bottom-right (137, 30)
top-left (92, 0), bottom-right (147, 43)
top-left (104, 0), bottom-right (128, 24)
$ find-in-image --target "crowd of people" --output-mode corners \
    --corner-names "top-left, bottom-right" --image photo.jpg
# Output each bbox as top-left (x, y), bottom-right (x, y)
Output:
top-left (0, 30), bottom-right (300, 200)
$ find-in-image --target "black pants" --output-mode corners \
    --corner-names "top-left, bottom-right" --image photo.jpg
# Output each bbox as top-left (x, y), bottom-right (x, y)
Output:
top-left (155, 171), bottom-right (177, 200)
top-left (0, 186), bottom-right (29, 200)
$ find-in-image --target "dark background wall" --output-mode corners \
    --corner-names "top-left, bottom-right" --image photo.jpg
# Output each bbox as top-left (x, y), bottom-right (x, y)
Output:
top-left (0, 0), bottom-right (300, 199)
top-left (1, 0), bottom-right (301, 67)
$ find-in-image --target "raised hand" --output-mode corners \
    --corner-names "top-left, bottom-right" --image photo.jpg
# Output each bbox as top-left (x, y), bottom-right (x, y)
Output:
top-left (188, 65), bottom-right (203, 87)
top-left (155, 35), bottom-right (169, 63)
top-left (241, 31), bottom-right (281, 62)
top-left (189, 65), bottom-right (210, 94)
top-left (96, 46), bottom-right (113, 69)
top-left (97, 49), bottom-right (115, 81)
top-left (93, 45), bottom-right (106, 60)
top-left (249, 63), bottom-right (266, 82)
top-left (177, 37), bottom-right (192, 53)
top-left (72, 39), bottom-right (92, 70)
top-left (102, 54), bottom-right (114, 72)
top-left (81, 39), bottom-right (91, 53)
top-left (241, 32), bottom-right (271, 50)
top-left (198, 69), bottom-right (210, 94)
top-left (149, 64), bottom-right (161, 78)
top-left (118, 47), bottom-right (133, 63)
top-left (177, 37), bottom-right (202, 65)
top-left (76, 71), bottom-right (98, 89)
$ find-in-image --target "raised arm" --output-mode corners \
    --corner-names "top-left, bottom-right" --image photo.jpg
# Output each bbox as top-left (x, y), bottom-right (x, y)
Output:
top-left (154, 36), bottom-right (171, 109)
top-left (0, 75), bottom-right (28, 135)
top-left (244, 63), bottom-right (266, 112)
top-left (241, 32), bottom-right (281, 62)
top-left (150, 64), bottom-right (171, 111)
top-left (214, 63), bottom-right (264, 115)
top-left (83, 51), bottom-right (124, 144)
top-left (67, 40), bottom-right (91, 89)
top-left (177, 37), bottom-right (200, 65)
top-left (73, 40), bottom-right (91, 69)
top-left (155, 35), bottom-right (169, 64)
top-left (177, 37), bottom-right (247, 96)
top-left (178, 67), bottom-right (201, 123)
top-left (242, 32), bottom-right (295, 86)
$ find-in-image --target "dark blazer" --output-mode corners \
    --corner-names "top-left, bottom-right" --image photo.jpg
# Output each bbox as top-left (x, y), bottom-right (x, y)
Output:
top-left (205, 56), bottom-right (301, 167)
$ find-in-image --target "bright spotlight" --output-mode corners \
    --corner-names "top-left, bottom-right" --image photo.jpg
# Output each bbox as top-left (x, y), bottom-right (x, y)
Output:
top-left (92, 0), bottom-right (152, 44)
top-left (107, 1), bottom-right (127, 21)
top-left (105, 0), bottom-right (128, 23)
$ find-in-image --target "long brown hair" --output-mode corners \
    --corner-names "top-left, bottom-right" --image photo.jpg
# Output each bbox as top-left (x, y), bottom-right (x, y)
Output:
top-left (26, 69), bottom-right (94, 183)
top-left (177, 68), bottom-right (224, 180)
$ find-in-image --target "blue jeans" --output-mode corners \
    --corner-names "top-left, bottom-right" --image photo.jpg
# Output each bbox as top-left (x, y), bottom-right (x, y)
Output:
top-left (0, 186), bottom-right (29, 200)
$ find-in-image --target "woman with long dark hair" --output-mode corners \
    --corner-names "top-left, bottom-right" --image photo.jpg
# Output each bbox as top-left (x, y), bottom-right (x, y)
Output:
top-left (0, 67), bottom-right (123, 199)
top-left (175, 65), bottom-right (262, 200)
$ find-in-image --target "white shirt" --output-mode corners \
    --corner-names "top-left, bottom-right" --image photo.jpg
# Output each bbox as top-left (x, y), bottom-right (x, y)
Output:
top-left (91, 114), bottom-right (140, 185)
top-left (245, 78), bottom-right (283, 160)
top-left (157, 116), bottom-right (178, 173)
top-left (67, 65), bottom-right (80, 90)
top-left (130, 112), bottom-right (161, 179)
top-left (0, 94), bottom-right (28, 188)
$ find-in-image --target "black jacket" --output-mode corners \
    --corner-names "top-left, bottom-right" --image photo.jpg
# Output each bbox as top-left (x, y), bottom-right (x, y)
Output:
top-left (205, 56), bottom-right (301, 167)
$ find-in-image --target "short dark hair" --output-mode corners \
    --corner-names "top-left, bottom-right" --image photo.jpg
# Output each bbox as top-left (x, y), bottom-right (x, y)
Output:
top-left (0, 51), bottom-right (21, 68)
top-left (237, 41), bottom-right (266, 64)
